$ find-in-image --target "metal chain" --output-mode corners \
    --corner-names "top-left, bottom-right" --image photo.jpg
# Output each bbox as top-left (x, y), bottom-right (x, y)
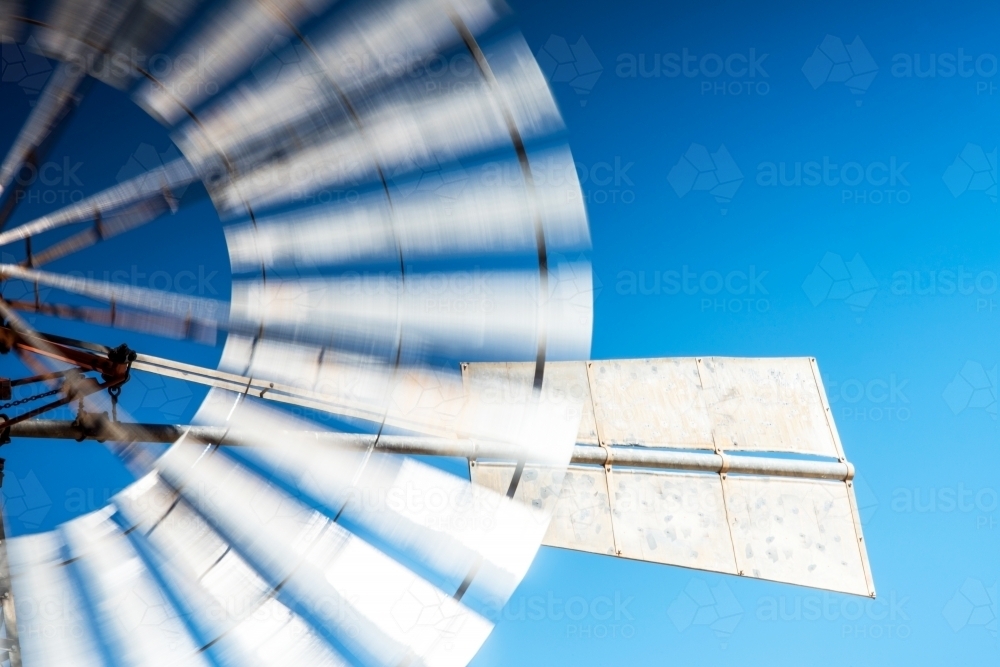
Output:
top-left (0, 387), bottom-right (61, 411)
top-left (108, 385), bottom-right (120, 422)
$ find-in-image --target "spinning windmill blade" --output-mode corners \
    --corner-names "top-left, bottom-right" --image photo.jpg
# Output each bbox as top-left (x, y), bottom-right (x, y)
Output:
top-left (0, 2), bottom-right (875, 667)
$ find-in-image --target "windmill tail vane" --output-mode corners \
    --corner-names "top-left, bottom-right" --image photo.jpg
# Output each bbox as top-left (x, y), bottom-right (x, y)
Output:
top-left (0, 0), bottom-right (874, 665)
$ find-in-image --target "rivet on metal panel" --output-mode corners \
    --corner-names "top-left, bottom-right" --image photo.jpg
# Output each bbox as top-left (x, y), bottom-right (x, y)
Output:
top-left (598, 441), bottom-right (624, 557)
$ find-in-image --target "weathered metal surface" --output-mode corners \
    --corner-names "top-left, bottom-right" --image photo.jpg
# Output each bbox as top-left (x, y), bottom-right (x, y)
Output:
top-left (588, 358), bottom-right (713, 448)
top-left (462, 361), bottom-right (599, 444)
top-left (473, 462), bottom-right (873, 596)
top-left (609, 469), bottom-right (736, 574)
top-left (723, 475), bottom-right (873, 596)
top-left (698, 357), bottom-right (842, 457)
top-left (471, 463), bottom-right (615, 555)
top-left (6, 532), bottom-right (104, 667)
top-left (583, 357), bottom-right (842, 457)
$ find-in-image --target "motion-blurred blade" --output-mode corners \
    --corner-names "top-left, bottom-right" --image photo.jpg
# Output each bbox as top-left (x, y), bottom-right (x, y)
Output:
top-left (6, 299), bottom-right (217, 344)
top-left (6, 531), bottom-right (105, 666)
top-left (0, 264), bottom-right (228, 326)
top-left (225, 148), bottom-right (588, 271)
top-left (155, 439), bottom-right (494, 667)
top-left (94, 0), bottom-right (204, 89)
top-left (60, 509), bottom-right (212, 666)
top-left (114, 473), bottom-right (349, 666)
top-left (0, 62), bottom-right (85, 199)
top-left (181, 34), bottom-right (561, 214)
top-left (25, 195), bottom-right (177, 268)
top-left (0, 0), bottom-right (22, 41)
top-left (134, 0), bottom-right (338, 124)
top-left (229, 263), bottom-right (592, 362)
top-left (36, 0), bottom-right (136, 63)
top-left (197, 393), bottom-right (554, 602)
top-left (183, 0), bottom-right (504, 154)
top-left (214, 338), bottom-right (587, 449)
top-left (0, 157), bottom-right (197, 248)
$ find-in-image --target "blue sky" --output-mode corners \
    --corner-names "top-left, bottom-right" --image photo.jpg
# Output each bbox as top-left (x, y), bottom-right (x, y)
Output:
top-left (0, 0), bottom-right (997, 665)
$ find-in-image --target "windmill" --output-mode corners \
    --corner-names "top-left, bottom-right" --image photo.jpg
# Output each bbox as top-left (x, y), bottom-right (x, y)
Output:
top-left (0, 1), bottom-right (875, 665)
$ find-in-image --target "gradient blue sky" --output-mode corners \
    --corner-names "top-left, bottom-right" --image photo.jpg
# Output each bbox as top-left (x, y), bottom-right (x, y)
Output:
top-left (0, 0), bottom-right (997, 665)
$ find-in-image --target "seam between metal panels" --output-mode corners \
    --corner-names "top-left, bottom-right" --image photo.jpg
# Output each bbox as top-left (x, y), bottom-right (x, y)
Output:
top-left (810, 357), bottom-right (847, 461)
top-left (700, 358), bottom-right (744, 577)
top-left (599, 443), bottom-right (624, 557)
top-left (844, 478), bottom-right (877, 597)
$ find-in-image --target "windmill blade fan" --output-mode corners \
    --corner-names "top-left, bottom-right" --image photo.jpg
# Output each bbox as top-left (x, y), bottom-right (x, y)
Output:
top-left (0, 0), bottom-right (592, 665)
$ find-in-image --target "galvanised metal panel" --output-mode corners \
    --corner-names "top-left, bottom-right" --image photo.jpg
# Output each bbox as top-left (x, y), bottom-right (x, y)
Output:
top-left (723, 474), bottom-right (873, 597)
top-left (587, 358), bottom-right (714, 449)
top-left (470, 463), bottom-right (615, 555)
top-left (609, 469), bottom-right (736, 575)
top-left (463, 361), bottom-right (599, 445)
top-left (472, 463), bottom-right (874, 596)
top-left (581, 357), bottom-right (842, 458)
top-left (698, 357), bottom-right (843, 458)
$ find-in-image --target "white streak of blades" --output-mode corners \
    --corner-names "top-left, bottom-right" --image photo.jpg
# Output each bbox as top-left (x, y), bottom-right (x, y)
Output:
top-left (60, 509), bottom-right (212, 667)
top-left (183, 35), bottom-right (561, 214)
top-left (6, 532), bottom-right (104, 667)
top-left (0, 264), bottom-right (228, 325)
top-left (114, 473), bottom-right (348, 666)
top-left (156, 442), bottom-right (493, 667)
top-left (224, 148), bottom-right (589, 271)
top-left (0, 1), bottom-right (23, 42)
top-left (201, 395), bottom-right (550, 601)
top-left (134, 0), bottom-right (338, 124)
top-left (95, 0), bottom-right (203, 89)
top-left (229, 264), bottom-right (593, 361)
top-left (186, 0), bottom-right (502, 152)
top-left (0, 157), bottom-right (198, 248)
top-left (0, 62), bottom-right (84, 197)
top-left (214, 336), bottom-right (587, 459)
top-left (37, 0), bottom-right (135, 62)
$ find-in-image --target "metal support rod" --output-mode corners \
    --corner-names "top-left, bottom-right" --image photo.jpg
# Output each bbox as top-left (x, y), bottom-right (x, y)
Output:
top-left (7, 420), bottom-right (855, 481)
top-left (0, 460), bottom-right (22, 667)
